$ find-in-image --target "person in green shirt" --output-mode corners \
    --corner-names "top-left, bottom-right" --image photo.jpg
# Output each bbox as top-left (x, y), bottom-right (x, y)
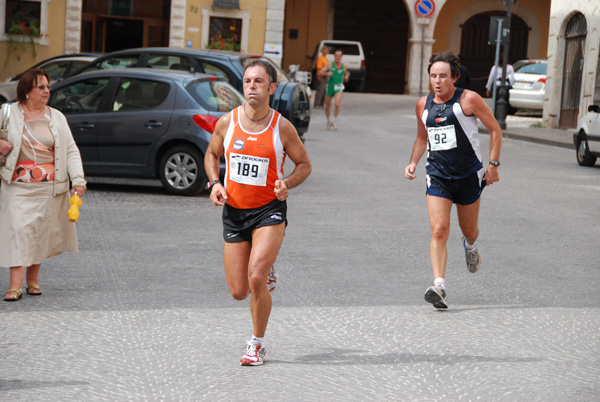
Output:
top-left (319, 49), bottom-right (349, 130)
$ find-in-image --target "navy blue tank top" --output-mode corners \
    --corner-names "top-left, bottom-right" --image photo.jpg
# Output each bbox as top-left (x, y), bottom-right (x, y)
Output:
top-left (422, 88), bottom-right (483, 179)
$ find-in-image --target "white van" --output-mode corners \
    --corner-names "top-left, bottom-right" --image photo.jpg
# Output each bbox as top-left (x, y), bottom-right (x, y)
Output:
top-left (311, 40), bottom-right (366, 92)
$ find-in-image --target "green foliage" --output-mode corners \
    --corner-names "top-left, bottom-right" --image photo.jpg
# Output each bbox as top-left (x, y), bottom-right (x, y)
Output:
top-left (529, 121), bottom-right (543, 128)
top-left (206, 34), bottom-right (241, 52)
top-left (5, 21), bottom-right (41, 65)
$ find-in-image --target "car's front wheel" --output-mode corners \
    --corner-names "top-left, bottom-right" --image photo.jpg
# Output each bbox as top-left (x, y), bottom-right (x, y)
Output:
top-left (158, 145), bottom-right (207, 196)
top-left (576, 133), bottom-right (597, 167)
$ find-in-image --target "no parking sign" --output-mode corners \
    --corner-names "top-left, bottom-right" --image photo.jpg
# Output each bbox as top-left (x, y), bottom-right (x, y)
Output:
top-left (415, 0), bottom-right (435, 96)
top-left (415, 0), bottom-right (435, 18)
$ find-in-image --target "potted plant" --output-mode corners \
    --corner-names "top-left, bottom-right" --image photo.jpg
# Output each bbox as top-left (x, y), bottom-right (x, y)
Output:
top-left (206, 34), bottom-right (241, 52)
top-left (5, 21), bottom-right (42, 65)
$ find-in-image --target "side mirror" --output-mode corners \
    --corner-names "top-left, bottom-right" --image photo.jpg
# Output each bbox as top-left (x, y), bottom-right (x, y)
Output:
top-left (588, 105), bottom-right (600, 113)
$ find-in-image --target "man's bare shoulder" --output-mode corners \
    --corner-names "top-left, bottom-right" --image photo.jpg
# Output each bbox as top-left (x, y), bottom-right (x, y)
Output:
top-left (277, 113), bottom-right (296, 135)
top-left (416, 95), bottom-right (428, 113)
top-left (459, 89), bottom-right (486, 114)
top-left (214, 110), bottom-right (233, 135)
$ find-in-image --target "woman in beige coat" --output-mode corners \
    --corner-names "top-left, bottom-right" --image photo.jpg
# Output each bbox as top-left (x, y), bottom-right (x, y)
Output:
top-left (0, 69), bottom-right (86, 301)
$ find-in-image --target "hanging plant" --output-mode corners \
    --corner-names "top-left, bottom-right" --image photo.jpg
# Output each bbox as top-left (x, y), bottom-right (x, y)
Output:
top-left (5, 21), bottom-right (42, 65)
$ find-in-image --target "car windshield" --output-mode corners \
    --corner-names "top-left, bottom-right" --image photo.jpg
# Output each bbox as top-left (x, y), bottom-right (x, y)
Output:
top-left (186, 80), bottom-right (245, 112)
top-left (240, 57), bottom-right (290, 83)
top-left (323, 43), bottom-right (361, 55)
top-left (516, 63), bottom-right (547, 75)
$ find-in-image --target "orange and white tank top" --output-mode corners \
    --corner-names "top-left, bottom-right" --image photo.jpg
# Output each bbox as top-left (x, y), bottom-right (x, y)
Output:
top-left (223, 106), bottom-right (286, 209)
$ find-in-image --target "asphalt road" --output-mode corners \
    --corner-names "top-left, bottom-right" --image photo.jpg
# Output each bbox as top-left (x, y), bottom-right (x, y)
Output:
top-left (1, 93), bottom-right (599, 401)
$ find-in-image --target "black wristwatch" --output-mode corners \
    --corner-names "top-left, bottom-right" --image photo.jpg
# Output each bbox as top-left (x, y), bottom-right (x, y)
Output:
top-left (489, 160), bottom-right (501, 167)
top-left (207, 179), bottom-right (221, 192)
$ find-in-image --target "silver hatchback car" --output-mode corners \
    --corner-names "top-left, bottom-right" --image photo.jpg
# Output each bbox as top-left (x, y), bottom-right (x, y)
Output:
top-left (0, 53), bottom-right (101, 105)
top-left (509, 60), bottom-right (547, 111)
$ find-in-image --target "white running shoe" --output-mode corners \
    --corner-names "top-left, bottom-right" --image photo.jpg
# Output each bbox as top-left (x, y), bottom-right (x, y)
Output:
top-left (463, 236), bottom-right (481, 273)
top-left (240, 340), bottom-right (266, 366)
top-left (331, 120), bottom-right (338, 131)
top-left (424, 284), bottom-right (448, 309)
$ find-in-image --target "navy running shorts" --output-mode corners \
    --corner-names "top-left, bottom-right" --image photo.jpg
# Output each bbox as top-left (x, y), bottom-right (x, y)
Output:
top-left (222, 198), bottom-right (287, 243)
top-left (426, 169), bottom-right (486, 205)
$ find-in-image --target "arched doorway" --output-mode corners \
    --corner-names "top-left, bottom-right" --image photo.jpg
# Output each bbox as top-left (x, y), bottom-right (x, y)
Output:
top-left (81, 0), bottom-right (171, 52)
top-left (333, 0), bottom-right (409, 93)
top-left (459, 12), bottom-right (529, 97)
top-left (559, 13), bottom-right (587, 129)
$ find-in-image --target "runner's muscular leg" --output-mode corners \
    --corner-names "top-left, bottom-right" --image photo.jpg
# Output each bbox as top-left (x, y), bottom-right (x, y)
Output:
top-left (427, 195), bottom-right (453, 279)
top-left (333, 92), bottom-right (343, 118)
top-left (248, 223), bottom-right (285, 338)
top-left (457, 198), bottom-right (481, 245)
top-left (325, 96), bottom-right (332, 119)
top-left (224, 241), bottom-right (252, 300)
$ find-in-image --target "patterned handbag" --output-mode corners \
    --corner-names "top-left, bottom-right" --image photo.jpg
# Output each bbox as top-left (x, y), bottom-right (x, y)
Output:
top-left (0, 103), bottom-right (10, 166)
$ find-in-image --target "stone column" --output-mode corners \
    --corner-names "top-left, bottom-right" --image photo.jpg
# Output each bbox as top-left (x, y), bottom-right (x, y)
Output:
top-left (407, 27), bottom-right (435, 96)
top-left (65, 0), bottom-right (82, 53)
top-left (169, 0), bottom-right (186, 48)
top-left (266, 0), bottom-right (285, 66)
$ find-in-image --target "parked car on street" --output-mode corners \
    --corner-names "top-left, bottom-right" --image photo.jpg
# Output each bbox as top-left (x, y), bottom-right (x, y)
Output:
top-left (47, 68), bottom-right (246, 195)
top-left (573, 104), bottom-right (600, 166)
top-left (72, 48), bottom-right (310, 137)
top-left (310, 40), bottom-right (366, 92)
top-left (0, 53), bottom-right (101, 105)
top-left (509, 59), bottom-right (547, 112)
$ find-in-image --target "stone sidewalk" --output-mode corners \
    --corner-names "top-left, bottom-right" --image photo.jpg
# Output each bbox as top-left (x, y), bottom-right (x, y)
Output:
top-left (479, 114), bottom-right (575, 150)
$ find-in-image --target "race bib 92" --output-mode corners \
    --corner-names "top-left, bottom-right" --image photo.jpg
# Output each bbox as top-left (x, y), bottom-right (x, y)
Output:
top-left (229, 153), bottom-right (269, 186)
top-left (427, 125), bottom-right (457, 151)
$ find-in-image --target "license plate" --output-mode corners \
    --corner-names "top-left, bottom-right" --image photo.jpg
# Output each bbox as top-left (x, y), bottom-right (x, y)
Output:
top-left (513, 82), bottom-right (532, 89)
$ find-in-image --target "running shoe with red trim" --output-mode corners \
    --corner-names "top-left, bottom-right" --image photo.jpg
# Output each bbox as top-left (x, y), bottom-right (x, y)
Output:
top-left (240, 340), bottom-right (266, 366)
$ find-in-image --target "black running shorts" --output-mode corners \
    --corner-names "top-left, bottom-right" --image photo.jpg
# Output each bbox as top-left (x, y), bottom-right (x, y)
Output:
top-left (222, 198), bottom-right (287, 243)
top-left (426, 169), bottom-right (486, 205)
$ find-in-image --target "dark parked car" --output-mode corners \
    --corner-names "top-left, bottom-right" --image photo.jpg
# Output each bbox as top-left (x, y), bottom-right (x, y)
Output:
top-left (0, 53), bottom-right (102, 105)
top-left (72, 48), bottom-right (310, 137)
top-left (48, 68), bottom-right (246, 195)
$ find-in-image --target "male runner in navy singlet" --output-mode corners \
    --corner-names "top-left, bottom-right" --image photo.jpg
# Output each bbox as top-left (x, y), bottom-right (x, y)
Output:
top-left (404, 52), bottom-right (502, 309)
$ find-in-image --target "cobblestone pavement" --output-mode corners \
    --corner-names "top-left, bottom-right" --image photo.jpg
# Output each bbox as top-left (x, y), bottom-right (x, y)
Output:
top-left (1, 93), bottom-right (598, 401)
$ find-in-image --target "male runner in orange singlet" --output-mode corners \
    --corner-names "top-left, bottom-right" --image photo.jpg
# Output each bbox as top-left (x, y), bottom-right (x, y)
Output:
top-left (205, 59), bottom-right (312, 366)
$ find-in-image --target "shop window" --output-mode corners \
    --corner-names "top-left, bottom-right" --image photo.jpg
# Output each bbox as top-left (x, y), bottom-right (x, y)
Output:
top-left (4, 0), bottom-right (40, 34)
top-left (1, 0), bottom-right (48, 46)
top-left (201, 8), bottom-right (250, 53)
top-left (207, 17), bottom-right (241, 51)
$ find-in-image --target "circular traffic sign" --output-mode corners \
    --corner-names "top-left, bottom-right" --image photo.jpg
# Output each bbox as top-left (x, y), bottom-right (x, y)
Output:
top-left (415, 0), bottom-right (435, 18)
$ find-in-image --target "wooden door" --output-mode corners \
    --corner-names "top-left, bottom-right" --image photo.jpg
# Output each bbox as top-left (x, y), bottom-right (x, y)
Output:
top-left (333, 0), bottom-right (409, 94)
top-left (459, 12), bottom-right (529, 97)
top-left (559, 13), bottom-right (587, 129)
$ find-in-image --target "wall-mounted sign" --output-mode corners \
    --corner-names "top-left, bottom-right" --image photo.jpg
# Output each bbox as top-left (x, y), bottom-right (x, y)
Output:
top-left (415, 0), bottom-right (435, 18)
top-left (213, 0), bottom-right (239, 9)
top-left (264, 43), bottom-right (283, 57)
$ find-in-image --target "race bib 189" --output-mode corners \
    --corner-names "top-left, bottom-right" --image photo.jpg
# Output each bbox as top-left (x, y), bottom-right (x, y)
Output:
top-left (229, 153), bottom-right (269, 186)
top-left (427, 125), bottom-right (457, 151)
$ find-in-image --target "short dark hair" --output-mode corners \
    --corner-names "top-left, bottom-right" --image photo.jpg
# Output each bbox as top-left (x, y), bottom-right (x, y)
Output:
top-left (244, 59), bottom-right (278, 85)
top-left (427, 51), bottom-right (460, 78)
top-left (17, 69), bottom-right (51, 103)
